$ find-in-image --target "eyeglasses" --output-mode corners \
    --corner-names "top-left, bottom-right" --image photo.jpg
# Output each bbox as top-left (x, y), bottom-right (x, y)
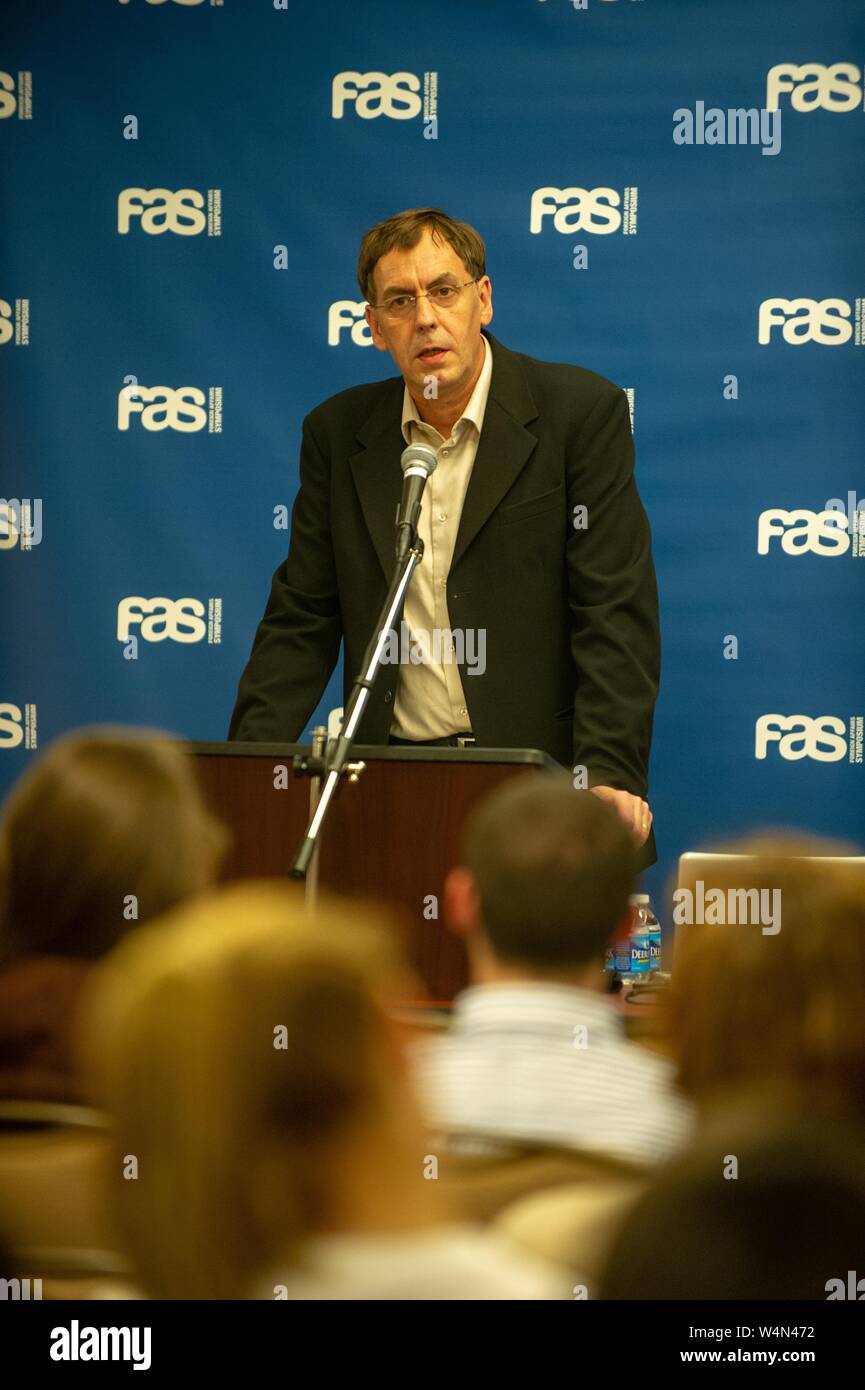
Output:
top-left (369, 279), bottom-right (479, 320)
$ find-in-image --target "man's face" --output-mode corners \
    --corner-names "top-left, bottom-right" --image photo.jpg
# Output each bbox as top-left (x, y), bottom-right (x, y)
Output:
top-left (365, 228), bottom-right (493, 399)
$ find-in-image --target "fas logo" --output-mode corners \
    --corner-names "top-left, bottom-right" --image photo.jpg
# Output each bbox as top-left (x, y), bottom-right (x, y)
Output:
top-left (755, 715), bottom-right (862, 763)
top-left (118, 188), bottom-right (221, 236)
top-left (117, 383), bottom-right (222, 433)
top-left (530, 187), bottom-right (638, 235)
top-left (766, 63), bottom-right (863, 112)
top-left (332, 72), bottom-right (423, 119)
top-left (117, 597), bottom-right (222, 646)
top-left (758, 298), bottom-right (863, 346)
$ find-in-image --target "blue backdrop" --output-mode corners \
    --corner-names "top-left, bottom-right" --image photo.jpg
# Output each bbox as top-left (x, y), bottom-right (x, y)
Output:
top-left (2, 0), bottom-right (863, 916)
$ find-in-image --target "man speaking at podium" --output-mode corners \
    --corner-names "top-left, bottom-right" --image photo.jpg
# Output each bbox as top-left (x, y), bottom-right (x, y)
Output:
top-left (229, 209), bottom-right (659, 862)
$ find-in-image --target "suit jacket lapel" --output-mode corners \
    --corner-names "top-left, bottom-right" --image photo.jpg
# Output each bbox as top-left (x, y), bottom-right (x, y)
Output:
top-left (349, 379), bottom-right (405, 582)
top-left (349, 331), bottom-right (539, 582)
top-left (450, 332), bottom-right (538, 571)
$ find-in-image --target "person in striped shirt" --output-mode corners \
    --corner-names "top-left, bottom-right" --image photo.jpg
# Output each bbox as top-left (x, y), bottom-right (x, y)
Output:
top-left (413, 773), bottom-right (692, 1168)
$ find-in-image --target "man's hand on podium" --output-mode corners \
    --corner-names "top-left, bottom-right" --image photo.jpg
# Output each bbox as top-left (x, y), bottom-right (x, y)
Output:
top-left (590, 786), bottom-right (653, 848)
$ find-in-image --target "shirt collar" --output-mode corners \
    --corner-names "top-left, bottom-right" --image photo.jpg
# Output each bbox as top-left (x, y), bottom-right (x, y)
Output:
top-left (449, 980), bottom-right (622, 1040)
top-left (400, 332), bottom-right (493, 445)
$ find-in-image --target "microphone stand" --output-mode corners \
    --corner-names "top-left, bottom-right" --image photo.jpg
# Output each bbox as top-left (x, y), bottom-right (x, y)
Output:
top-left (289, 534), bottom-right (424, 879)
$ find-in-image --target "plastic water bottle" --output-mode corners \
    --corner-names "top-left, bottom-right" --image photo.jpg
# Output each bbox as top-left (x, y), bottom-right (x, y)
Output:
top-left (605, 933), bottom-right (631, 978)
top-left (631, 892), bottom-right (662, 973)
top-left (647, 904), bottom-right (662, 972)
top-left (628, 894), bottom-right (651, 977)
top-left (606, 896), bottom-right (661, 984)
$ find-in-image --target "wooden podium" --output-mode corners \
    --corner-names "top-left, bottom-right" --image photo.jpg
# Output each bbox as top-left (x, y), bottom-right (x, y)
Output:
top-left (186, 741), bottom-right (558, 1005)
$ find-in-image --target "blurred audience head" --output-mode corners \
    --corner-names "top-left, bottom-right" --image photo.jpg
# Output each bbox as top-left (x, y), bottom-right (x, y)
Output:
top-left (599, 1104), bottom-right (865, 1300)
top-left (77, 882), bottom-right (426, 1300)
top-left (445, 774), bottom-right (636, 979)
top-left (670, 832), bottom-right (865, 1121)
top-left (0, 725), bottom-right (229, 964)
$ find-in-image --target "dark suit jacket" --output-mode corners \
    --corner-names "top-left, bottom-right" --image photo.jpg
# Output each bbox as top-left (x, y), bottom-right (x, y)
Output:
top-left (228, 331), bottom-right (660, 862)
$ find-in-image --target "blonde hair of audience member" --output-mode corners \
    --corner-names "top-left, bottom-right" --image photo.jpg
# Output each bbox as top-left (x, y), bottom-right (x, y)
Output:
top-left (670, 832), bottom-right (865, 1119)
top-left (77, 882), bottom-right (445, 1300)
top-left (0, 725), bottom-right (229, 963)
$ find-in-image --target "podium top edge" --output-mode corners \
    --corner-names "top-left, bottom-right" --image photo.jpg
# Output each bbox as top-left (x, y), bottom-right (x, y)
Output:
top-left (183, 741), bottom-right (560, 769)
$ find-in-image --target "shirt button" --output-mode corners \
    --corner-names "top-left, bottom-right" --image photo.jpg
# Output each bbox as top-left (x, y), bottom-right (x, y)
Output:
top-left (438, 512), bottom-right (447, 521)
top-left (384, 689), bottom-right (393, 704)
top-left (460, 707), bottom-right (468, 716)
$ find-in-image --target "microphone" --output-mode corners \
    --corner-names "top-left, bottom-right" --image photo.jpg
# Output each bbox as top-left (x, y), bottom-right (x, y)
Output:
top-left (396, 443), bottom-right (437, 561)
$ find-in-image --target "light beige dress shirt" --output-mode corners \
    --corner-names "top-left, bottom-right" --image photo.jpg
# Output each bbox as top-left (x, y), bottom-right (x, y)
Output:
top-left (391, 334), bottom-right (493, 740)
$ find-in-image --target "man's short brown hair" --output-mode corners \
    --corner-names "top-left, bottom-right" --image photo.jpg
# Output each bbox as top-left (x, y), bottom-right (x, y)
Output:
top-left (357, 207), bottom-right (486, 306)
top-left (461, 774), bottom-right (637, 969)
